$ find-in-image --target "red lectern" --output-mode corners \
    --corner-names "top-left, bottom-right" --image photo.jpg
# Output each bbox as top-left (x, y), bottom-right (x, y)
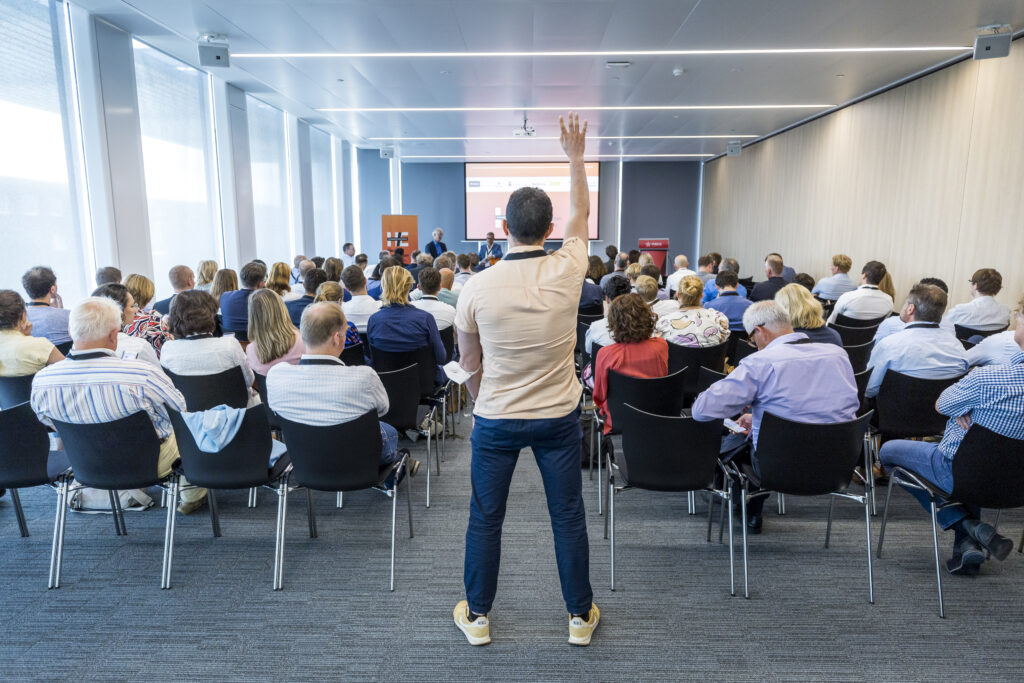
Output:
top-left (638, 238), bottom-right (669, 276)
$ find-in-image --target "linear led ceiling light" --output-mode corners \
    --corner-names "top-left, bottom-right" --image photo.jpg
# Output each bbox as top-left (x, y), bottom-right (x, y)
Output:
top-left (368, 134), bottom-right (759, 140)
top-left (400, 153), bottom-right (714, 159)
top-left (235, 46), bottom-right (969, 59)
top-left (319, 104), bottom-right (829, 112)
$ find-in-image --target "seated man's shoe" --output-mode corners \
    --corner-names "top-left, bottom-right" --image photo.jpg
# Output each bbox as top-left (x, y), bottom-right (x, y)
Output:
top-left (453, 600), bottom-right (490, 645)
top-left (177, 491), bottom-right (207, 516)
top-left (746, 514), bottom-right (763, 535)
top-left (407, 457), bottom-right (421, 477)
top-left (568, 603), bottom-right (600, 646)
top-left (946, 538), bottom-right (986, 576)
top-left (962, 519), bottom-right (1013, 561)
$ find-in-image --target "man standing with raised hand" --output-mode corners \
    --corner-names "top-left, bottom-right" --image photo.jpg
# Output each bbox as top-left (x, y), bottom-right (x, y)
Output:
top-left (453, 113), bottom-right (598, 647)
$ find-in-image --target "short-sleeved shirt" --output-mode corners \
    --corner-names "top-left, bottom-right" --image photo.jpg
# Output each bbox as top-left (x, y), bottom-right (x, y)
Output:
top-left (25, 304), bottom-right (71, 345)
top-left (455, 238), bottom-right (588, 419)
top-left (0, 330), bottom-right (54, 377)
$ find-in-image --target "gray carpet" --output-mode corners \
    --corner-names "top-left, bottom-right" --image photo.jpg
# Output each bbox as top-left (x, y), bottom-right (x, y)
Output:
top-left (3, 416), bottom-right (1024, 681)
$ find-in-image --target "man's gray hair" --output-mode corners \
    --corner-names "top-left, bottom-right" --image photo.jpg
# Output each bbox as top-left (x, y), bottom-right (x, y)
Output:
top-left (70, 296), bottom-right (122, 343)
top-left (416, 252), bottom-right (434, 266)
top-left (720, 258), bottom-right (740, 274)
top-left (300, 302), bottom-right (347, 348)
top-left (674, 254), bottom-right (689, 269)
top-left (742, 300), bottom-right (792, 335)
top-left (432, 228), bottom-right (443, 238)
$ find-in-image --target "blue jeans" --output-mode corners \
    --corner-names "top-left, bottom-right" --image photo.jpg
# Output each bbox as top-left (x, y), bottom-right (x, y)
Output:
top-left (878, 439), bottom-right (976, 529)
top-left (465, 407), bottom-right (592, 615)
top-left (380, 422), bottom-right (400, 465)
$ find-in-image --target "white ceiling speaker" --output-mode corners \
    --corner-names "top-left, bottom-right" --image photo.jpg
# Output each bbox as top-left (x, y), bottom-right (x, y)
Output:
top-left (379, 148), bottom-right (394, 159)
top-left (726, 142), bottom-right (742, 157)
top-left (973, 24), bottom-right (1012, 60)
top-left (198, 33), bottom-right (230, 67)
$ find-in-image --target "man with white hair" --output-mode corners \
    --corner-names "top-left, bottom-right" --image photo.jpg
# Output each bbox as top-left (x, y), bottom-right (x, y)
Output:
top-left (692, 300), bottom-right (859, 534)
top-left (664, 254), bottom-right (696, 295)
top-left (30, 297), bottom-right (207, 514)
top-left (425, 228), bottom-right (448, 259)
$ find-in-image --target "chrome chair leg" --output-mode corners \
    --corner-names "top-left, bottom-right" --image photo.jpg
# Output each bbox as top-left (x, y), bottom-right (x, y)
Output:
top-left (406, 464), bottom-right (415, 539)
top-left (609, 480), bottom-right (615, 591)
top-left (336, 491), bottom-right (343, 509)
top-left (273, 480), bottom-right (289, 591)
top-left (11, 489), bottom-right (29, 537)
top-left (588, 415), bottom-right (596, 481)
top-left (49, 477), bottom-right (68, 589)
top-left (208, 490), bottom-right (222, 538)
top-left (390, 482), bottom-right (398, 592)
top-left (688, 490), bottom-right (695, 515)
top-left (777, 492), bottom-right (786, 515)
top-left (727, 491), bottom-right (735, 597)
top-left (706, 493), bottom-right (716, 543)
top-left (425, 424), bottom-right (432, 509)
top-left (870, 435), bottom-right (880, 515)
top-left (876, 476), bottom-right (897, 558)
top-left (306, 488), bottom-right (318, 539)
top-left (108, 490), bottom-right (123, 536)
top-left (864, 493), bottom-right (874, 605)
top-left (741, 485), bottom-right (750, 599)
top-left (825, 496), bottom-right (835, 548)
top-left (161, 477), bottom-right (179, 589)
top-left (248, 486), bottom-right (258, 508)
top-left (597, 435), bottom-right (603, 515)
top-left (930, 501), bottom-right (945, 618)
top-left (1018, 524), bottom-right (1024, 553)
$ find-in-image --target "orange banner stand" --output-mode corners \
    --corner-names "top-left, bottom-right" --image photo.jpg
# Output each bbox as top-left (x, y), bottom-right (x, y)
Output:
top-left (382, 215), bottom-right (418, 265)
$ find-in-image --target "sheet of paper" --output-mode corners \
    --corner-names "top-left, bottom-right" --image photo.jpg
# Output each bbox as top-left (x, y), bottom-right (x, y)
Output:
top-left (443, 360), bottom-right (472, 384)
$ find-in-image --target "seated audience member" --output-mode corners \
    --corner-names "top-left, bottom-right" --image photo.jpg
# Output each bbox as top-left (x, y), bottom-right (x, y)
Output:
top-left (341, 265), bottom-right (382, 334)
top-left (696, 254), bottom-right (717, 284)
top-left (285, 267), bottom-right (328, 326)
top-left (265, 261), bottom-right (295, 300)
top-left (21, 266), bottom-right (71, 347)
top-left (812, 254), bottom-right (857, 301)
top-left (367, 257), bottom-right (400, 300)
top-left (468, 253), bottom-right (483, 272)
top-left (702, 258), bottom-right (747, 304)
top-left (634, 275), bottom-right (660, 308)
top-left (95, 267), bottom-right (122, 287)
top-left (313, 282), bottom-right (365, 347)
top-left (765, 252), bottom-right (796, 283)
top-left (194, 260), bottom-right (218, 292)
top-left (290, 254), bottom-right (306, 284)
top-left (323, 257), bottom-right (344, 284)
top-left (152, 265), bottom-right (195, 316)
top-left (160, 290), bottom-right (259, 407)
top-left (267, 303), bottom-right (418, 474)
top-left (793, 273), bottom-right (815, 292)
top-left (603, 245), bottom-right (618, 274)
top-left (580, 256), bottom-right (605, 312)
top-left (311, 256), bottom-right (325, 269)
top-left (0, 290), bottom-right (63, 376)
top-left (290, 259), bottom-right (315, 296)
top-left (599, 252), bottom-right (629, 288)
top-left (665, 255), bottom-right (696, 294)
top-left (865, 284), bottom-right (968, 398)
top-left (967, 329), bottom-right (1020, 367)
top-left (941, 268), bottom-right (1011, 333)
top-left (367, 266), bottom-right (446, 385)
top-left (650, 275), bottom-right (680, 317)
top-left (436, 268), bottom-right (460, 307)
top-left (408, 252), bottom-right (433, 284)
top-left (245, 288), bottom-right (305, 375)
top-left (657, 275), bottom-right (730, 348)
top-left (640, 265), bottom-right (669, 299)
top-left (774, 283), bottom-right (841, 346)
top-left (624, 263), bottom-right (643, 289)
top-left (708, 252), bottom-right (723, 274)
top-left (92, 284), bottom-right (161, 367)
top-left (878, 270), bottom-right (897, 302)
top-left (586, 276), bottom-right (632, 354)
top-left (875, 277), bottom-right (948, 341)
top-left (411, 267), bottom-right (456, 331)
top-left (30, 297), bottom-right (206, 514)
top-left (750, 255), bottom-right (788, 302)
top-left (341, 243), bottom-right (356, 268)
top-left (879, 302), bottom-right (1024, 575)
top-left (705, 271), bottom-right (753, 332)
top-left (592, 293), bottom-right (669, 434)
top-left (123, 273), bottom-right (169, 356)
top-left (210, 268), bottom-right (238, 304)
top-left (220, 261), bottom-right (267, 340)
top-left (637, 253), bottom-right (662, 285)
top-left (627, 249), bottom-right (641, 265)
top-left (692, 301), bottom-right (859, 533)
top-left (478, 232), bottom-right (503, 265)
top-left (827, 260), bottom-right (894, 323)
top-left (453, 254), bottom-right (475, 289)
top-left (355, 253), bottom-right (369, 272)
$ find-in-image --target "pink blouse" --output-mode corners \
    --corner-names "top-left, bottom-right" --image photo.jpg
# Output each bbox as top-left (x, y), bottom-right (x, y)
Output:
top-left (246, 329), bottom-right (305, 375)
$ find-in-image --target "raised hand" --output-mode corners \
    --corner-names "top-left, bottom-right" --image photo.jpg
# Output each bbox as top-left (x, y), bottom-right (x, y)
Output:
top-left (559, 112), bottom-right (588, 162)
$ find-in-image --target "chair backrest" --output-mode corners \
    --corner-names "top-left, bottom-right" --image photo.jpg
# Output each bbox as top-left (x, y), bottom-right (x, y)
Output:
top-left (251, 372), bottom-right (281, 431)
top-left (340, 342), bottom-right (366, 366)
top-left (615, 403), bottom-right (723, 491)
top-left (828, 322), bottom-right (878, 347)
top-left (52, 412), bottom-right (162, 490)
top-left (578, 304), bottom-right (603, 317)
top-left (606, 368), bottom-right (686, 427)
top-left (164, 366), bottom-right (249, 412)
top-left (835, 313), bottom-right (888, 328)
top-left (737, 276), bottom-right (754, 291)
top-left (954, 323), bottom-right (1007, 345)
top-left (842, 340), bottom-right (874, 374)
top-left (168, 407), bottom-right (276, 489)
top-left (55, 341), bottom-right (73, 356)
top-left (576, 314), bottom-right (603, 356)
top-left (754, 410), bottom-right (874, 496)
top-left (377, 364), bottom-right (421, 431)
top-left (666, 341), bottom-right (728, 396)
top-left (0, 402), bottom-right (55, 488)
top-left (0, 374), bottom-right (34, 410)
top-left (875, 370), bottom-right (963, 439)
top-left (696, 367), bottom-right (726, 394)
top-left (853, 367), bottom-right (871, 409)
top-left (371, 345), bottom-right (438, 396)
top-left (591, 343), bottom-right (605, 367)
top-left (439, 326), bottom-right (455, 363)
top-left (950, 425), bottom-right (1024, 509)
top-left (277, 410), bottom-right (382, 491)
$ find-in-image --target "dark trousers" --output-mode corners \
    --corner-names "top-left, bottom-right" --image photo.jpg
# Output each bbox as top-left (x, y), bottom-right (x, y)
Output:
top-left (720, 432), bottom-right (769, 517)
top-left (464, 407), bottom-right (593, 615)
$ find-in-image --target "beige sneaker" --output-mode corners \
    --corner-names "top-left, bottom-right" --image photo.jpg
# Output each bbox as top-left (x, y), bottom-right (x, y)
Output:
top-left (176, 490), bottom-right (208, 515)
top-left (453, 600), bottom-right (491, 645)
top-left (568, 603), bottom-right (600, 646)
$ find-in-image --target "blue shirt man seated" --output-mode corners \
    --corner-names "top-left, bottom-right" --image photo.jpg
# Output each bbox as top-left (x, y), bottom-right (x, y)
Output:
top-left (219, 261), bottom-right (267, 342)
top-left (702, 258), bottom-right (747, 304)
top-left (692, 300), bottom-right (859, 534)
top-left (285, 267), bottom-right (329, 327)
top-left (812, 254), bottom-right (858, 301)
top-left (477, 232), bottom-right (503, 266)
top-left (21, 266), bottom-right (72, 347)
top-left (705, 271), bottom-right (752, 332)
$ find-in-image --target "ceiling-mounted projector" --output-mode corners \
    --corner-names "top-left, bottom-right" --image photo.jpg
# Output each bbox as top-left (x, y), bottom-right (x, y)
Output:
top-left (513, 113), bottom-right (536, 137)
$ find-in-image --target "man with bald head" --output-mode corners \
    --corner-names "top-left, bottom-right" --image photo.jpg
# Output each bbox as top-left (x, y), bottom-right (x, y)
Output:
top-left (152, 265), bottom-right (194, 315)
top-left (437, 268), bottom-right (459, 307)
top-left (291, 259), bottom-right (316, 296)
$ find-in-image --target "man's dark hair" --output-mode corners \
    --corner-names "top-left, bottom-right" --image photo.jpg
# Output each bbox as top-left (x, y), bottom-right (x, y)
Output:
top-left (641, 264), bottom-right (661, 281)
top-left (342, 242), bottom-right (354, 252)
top-left (0, 290), bottom-right (26, 330)
top-left (341, 265), bottom-right (366, 291)
top-left (355, 253), bottom-right (368, 266)
top-left (627, 249), bottom-right (641, 265)
top-left (240, 261), bottom-right (267, 288)
top-left (304, 267), bottom-right (329, 295)
top-left (92, 283), bottom-right (131, 313)
top-left (861, 260), bottom-right (887, 285)
top-left (22, 266), bottom-right (57, 300)
top-left (95, 266), bottom-right (122, 286)
top-left (371, 257), bottom-right (399, 280)
top-left (311, 257), bottom-right (325, 268)
top-left (605, 245), bottom-right (618, 258)
top-left (418, 267), bottom-right (441, 295)
top-left (252, 259), bottom-right (267, 266)
top-left (602, 274), bottom-right (632, 301)
top-left (504, 186), bottom-right (553, 243)
top-left (697, 255), bottom-right (713, 269)
top-left (906, 283), bottom-right (947, 323)
top-left (394, 247), bottom-right (405, 258)
top-left (919, 277), bottom-right (948, 293)
top-left (793, 273), bottom-right (815, 291)
top-left (456, 253), bottom-right (471, 271)
top-left (715, 271), bottom-right (738, 289)
top-left (971, 268), bottom-right (1002, 296)
top-left (167, 290), bottom-right (218, 338)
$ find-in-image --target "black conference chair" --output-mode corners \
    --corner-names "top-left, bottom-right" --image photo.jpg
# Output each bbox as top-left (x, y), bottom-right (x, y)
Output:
top-left (835, 313), bottom-right (888, 328)
top-left (49, 412), bottom-right (174, 589)
top-left (578, 304), bottom-right (603, 317)
top-left (724, 411), bottom-right (875, 601)
top-left (340, 342), bottom-right (367, 366)
top-left (843, 340), bottom-right (874, 374)
top-left (377, 363), bottom-right (439, 507)
top-left (953, 323), bottom-right (1007, 349)
top-left (606, 404), bottom-right (732, 593)
top-left (878, 425), bottom-right (1024, 617)
top-left (696, 367), bottom-right (726, 394)
top-left (438, 327), bottom-right (455, 364)
top-left (737, 277), bottom-right (754, 292)
top-left (874, 370), bottom-right (963, 441)
top-left (55, 341), bottom-right (73, 356)
top-left (166, 407), bottom-right (290, 588)
top-left (252, 373), bottom-right (281, 432)
top-left (828, 323), bottom-right (878, 347)
top-left (164, 366), bottom-right (249, 412)
top-left (724, 330), bottom-right (749, 366)
top-left (0, 403), bottom-right (71, 538)
top-left (277, 410), bottom-right (413, 591)
top-left (666, 341), bottom-right (728, 403)
top-left (0, 374), bottom-right (34, 410)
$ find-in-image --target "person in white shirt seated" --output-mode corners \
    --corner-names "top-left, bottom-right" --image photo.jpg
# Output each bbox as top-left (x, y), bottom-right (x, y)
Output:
top-left (340, 265), bottom-right (381, 334)
top-left (967, 329), bottom-right (1021, 367)
top-left (289, 259), bottom-right (314, 297)
top-left (640, 265), bottom-right (670, 299)
top-left (941, 268), bottom-right (1011, 334)
top-left (91, 284), bottom-right (161, 368)
top-left (874, 277), bottom-right (948, 341)
top-left (453, 254), bottom-right (475, 289)
top-left (646, 276), bottom-right (678, 317)
top-left (266, 302), bottom-right (418, 475)
top-left (827, 260), bottom-right (894, 324)
top-left (864, 283), bottom-right (968, 398)
top-left (665, 254), bottom-right (696, 295)
top-left (340, 242), bottom-right (356, 268)
top-left (811, 254), bottom-right (858, 301)
top-left (159, 290), bottom-right (260, 407)
top-left (585, 276), bottom-right (631, 354)
top-left (411, 267), bottom-right (455, 331)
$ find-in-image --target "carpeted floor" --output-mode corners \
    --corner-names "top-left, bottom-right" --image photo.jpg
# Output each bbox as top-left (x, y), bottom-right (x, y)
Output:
top-left (2, 415), bottom-right (1024, 681)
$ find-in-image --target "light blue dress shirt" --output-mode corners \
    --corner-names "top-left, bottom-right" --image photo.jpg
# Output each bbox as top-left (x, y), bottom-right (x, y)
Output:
top-left (25, 304), bottom-right (72, 345)
top-left (966, 330), bottom-right (1020, 367)
top-left (701, 280), bottom-right (747, 305)
top-left (811, 272), bottom-right (857, 301)
top-left (864, 322), bottom-right (968, 398)
top-left (872, 315), bottom-right (906, 341)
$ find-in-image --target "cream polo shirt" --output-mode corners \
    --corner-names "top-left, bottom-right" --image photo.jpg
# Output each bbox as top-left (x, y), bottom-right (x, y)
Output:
top-left (0, 329), bottom-right (54, 377)
top-left (455, 238), bottom-right (588, 420)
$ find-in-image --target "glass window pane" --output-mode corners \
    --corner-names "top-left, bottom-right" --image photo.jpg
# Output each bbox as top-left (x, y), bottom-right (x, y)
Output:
top-left (309, 126), bottom-right (337, 256)
top-left (134, 40), bottom-right (222, 300)
top-left (0, 0), bottom-right (91, 303)
top-left (247, 96), bottom-right (292, 263)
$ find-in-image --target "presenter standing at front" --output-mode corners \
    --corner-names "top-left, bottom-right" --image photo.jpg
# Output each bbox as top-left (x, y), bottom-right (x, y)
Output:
top-left (453, 113), bottom-right (597, 646)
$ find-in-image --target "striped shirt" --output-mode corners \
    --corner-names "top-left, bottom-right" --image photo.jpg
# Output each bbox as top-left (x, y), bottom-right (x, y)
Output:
top-left (31, 348), bottom-right (186, 439)
top-left (266, 355), bottom-right (389, 427)
top-left (936, 351), bottom-right (1024, 460)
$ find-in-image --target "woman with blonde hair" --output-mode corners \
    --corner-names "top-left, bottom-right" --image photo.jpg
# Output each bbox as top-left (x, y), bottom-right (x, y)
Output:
top-left (774, 284), bottom-right (842, 346)
top-left (210, 268), bottom-right (238, 303)
top-left (655, 275), bottom-right (730, 348)
top-left (265, 262), bottom-right (293, 298)
top-left (313, 282), bottom-right (361, 347)
top-left (195, 260), bottom-right (218, 292)
top-left (245, 288), bottom-right (305, 374)
top-left (878, 270), bottom-right (896, 302)
top-left (367, 265), bottom-right (446, 381)
top-left (123, 273), bottom-right (169, 355)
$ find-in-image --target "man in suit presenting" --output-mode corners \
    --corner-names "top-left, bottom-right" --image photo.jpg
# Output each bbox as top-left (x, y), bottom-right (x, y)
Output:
top-left (477, 232), bottom-right (503, 266)
top-left (425, 228), bottom-right (447, 259)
